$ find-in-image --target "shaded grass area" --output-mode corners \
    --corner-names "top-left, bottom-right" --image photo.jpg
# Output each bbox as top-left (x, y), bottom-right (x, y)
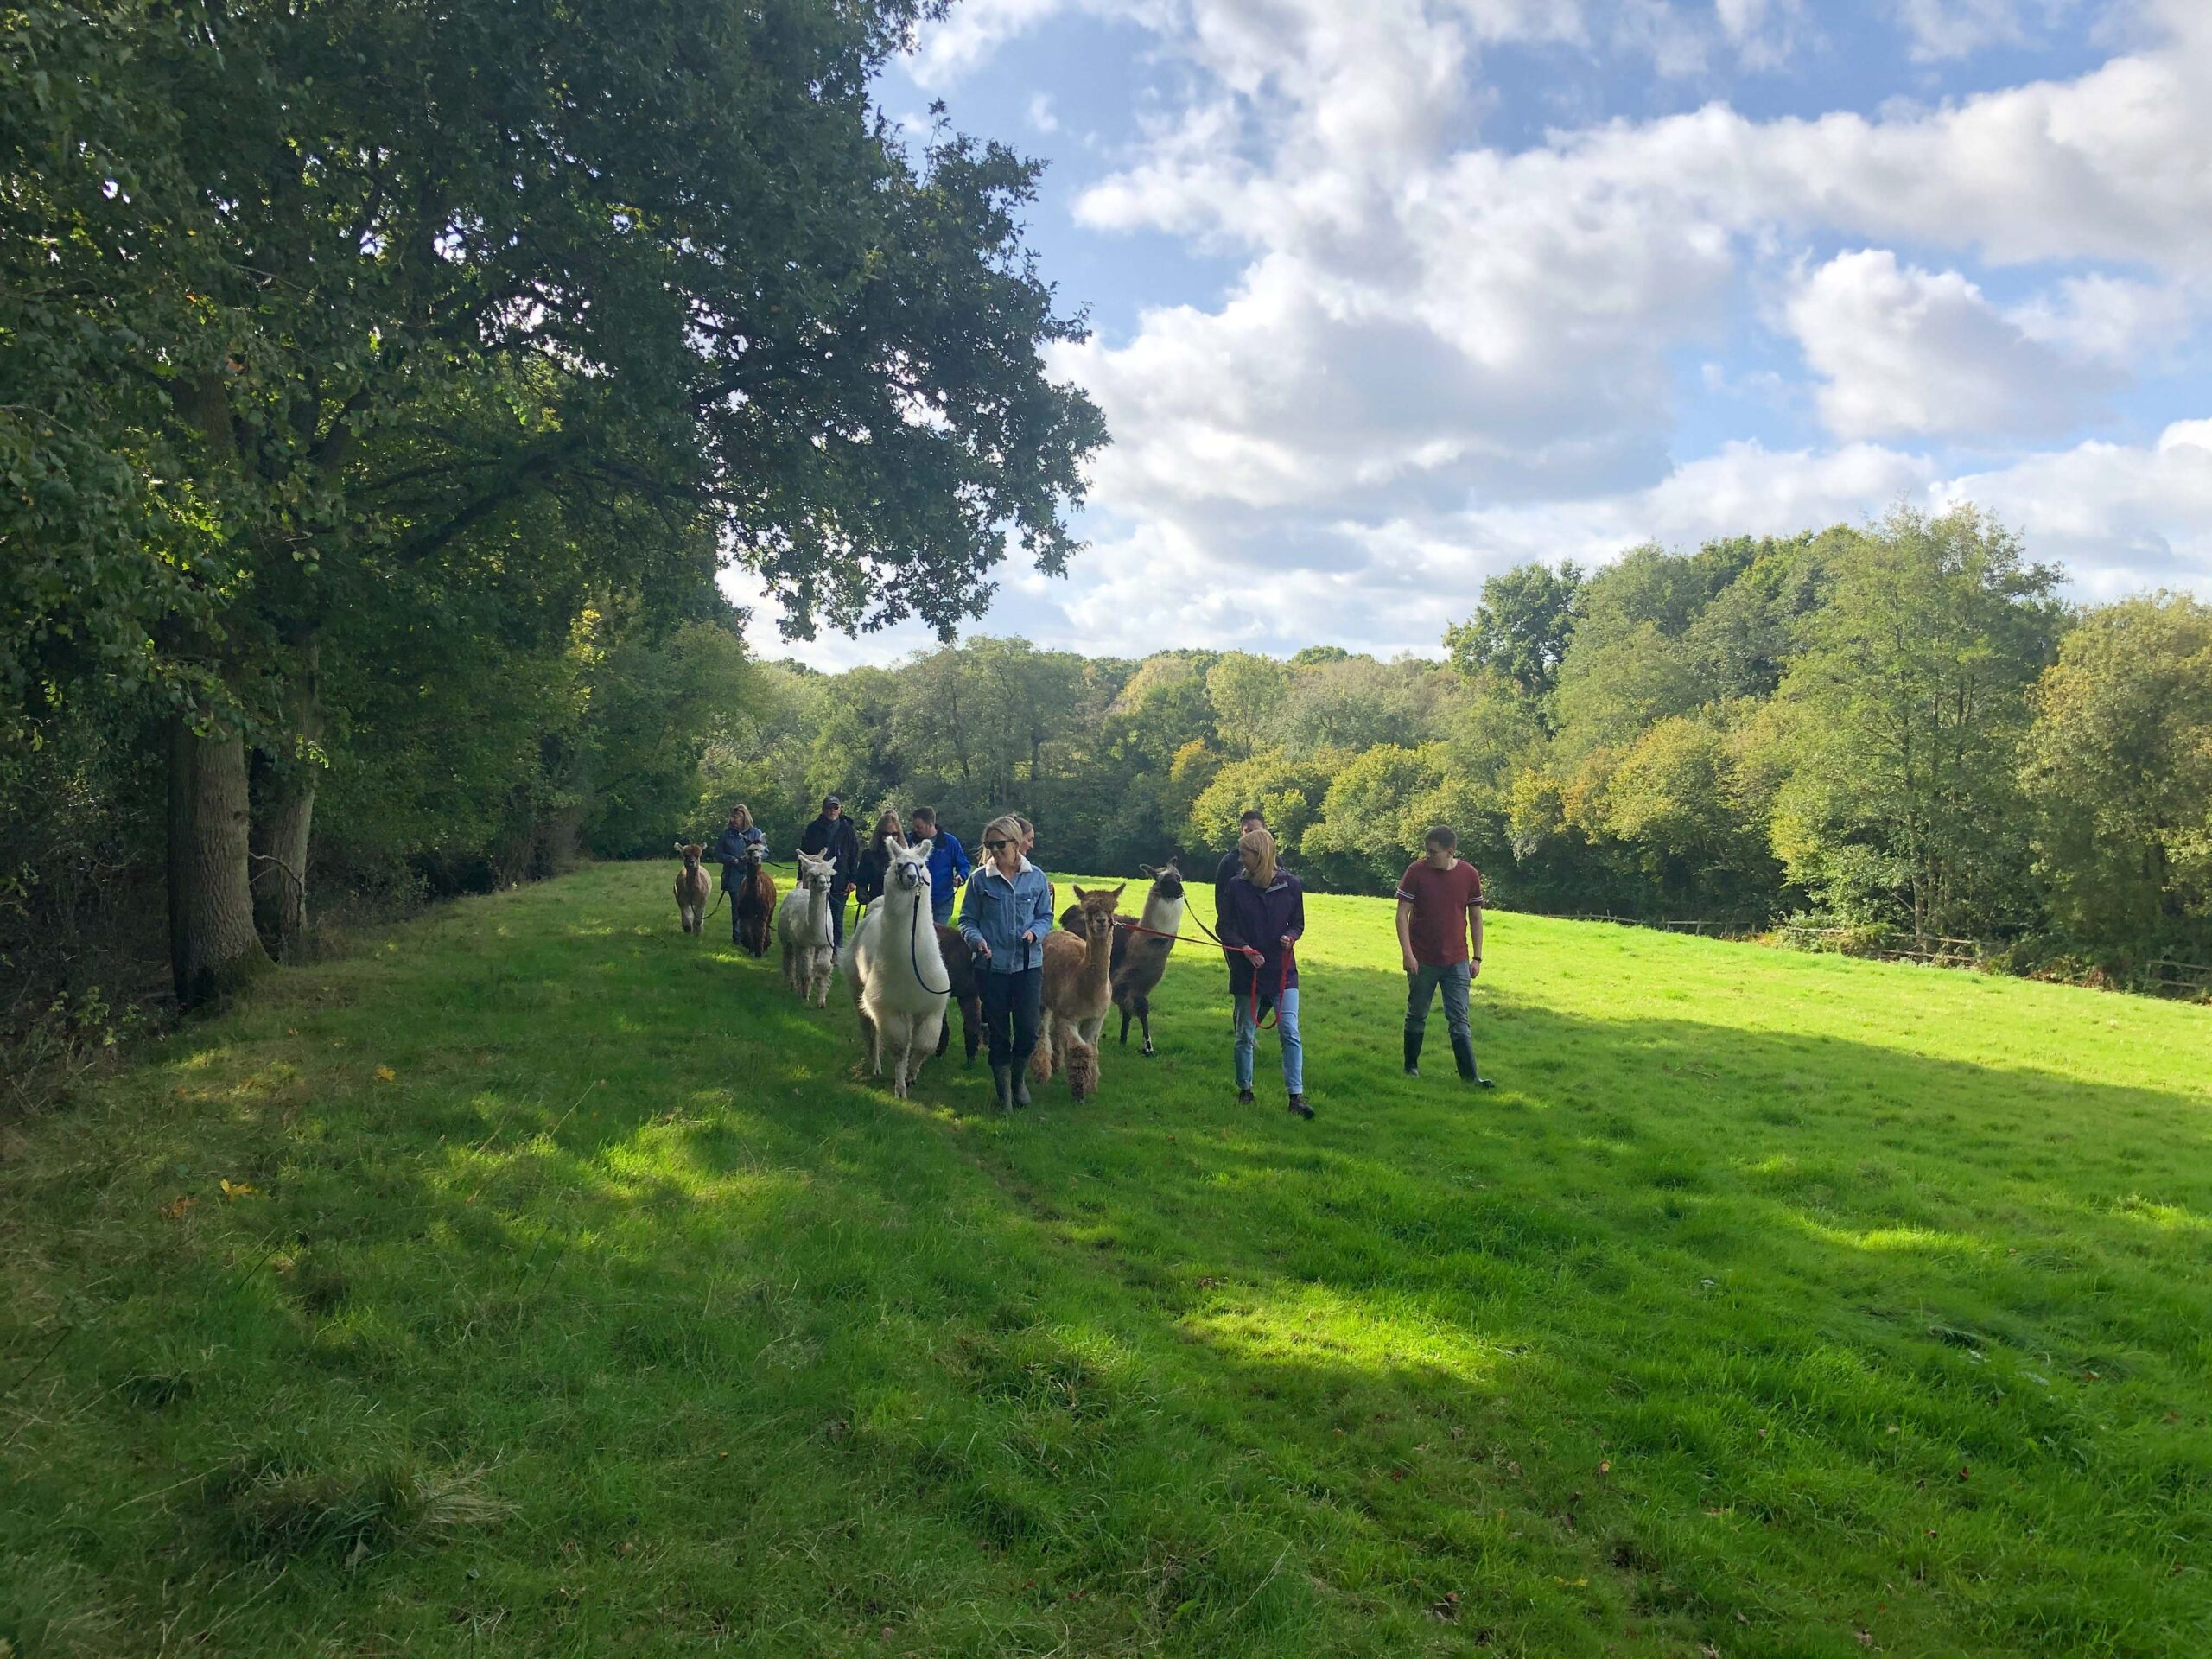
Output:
top-left (3, 862), bottom-right (2209, 1656)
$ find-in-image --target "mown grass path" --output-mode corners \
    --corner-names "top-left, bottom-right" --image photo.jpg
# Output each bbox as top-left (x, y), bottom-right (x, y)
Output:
top-left (5, 863), bottom-right (2209, 1656)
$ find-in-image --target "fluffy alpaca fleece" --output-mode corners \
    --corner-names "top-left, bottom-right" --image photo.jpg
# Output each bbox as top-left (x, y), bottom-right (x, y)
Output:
top-left (672, 843), bottom-right (711, 935)
top-left (1031, 884), bottom-right (1123, 1101)
top-left (775, 849), bottom-right (838, 1007)
top-left (836, 839), bottom-right (948, 1099)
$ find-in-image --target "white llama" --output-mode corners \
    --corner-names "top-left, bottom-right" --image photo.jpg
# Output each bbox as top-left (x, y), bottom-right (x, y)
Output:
top-left (776, 849), bottom-right (838, 1007)
top-left (837, 839), bottom-right (949, 1098)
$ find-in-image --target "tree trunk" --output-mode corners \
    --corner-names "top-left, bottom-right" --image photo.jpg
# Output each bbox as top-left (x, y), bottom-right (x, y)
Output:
top-left (252, 772), bottom-right (316, 960)
top-left (252, 639), bottom-right (322, 960)
top-left (169, 715), bottom-right (270, 1007)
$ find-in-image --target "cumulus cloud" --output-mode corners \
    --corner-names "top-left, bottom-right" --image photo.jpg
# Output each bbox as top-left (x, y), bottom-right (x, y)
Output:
top-left (856, 0), bottom-right (2212, 664)
top-left (1786, 250), bottom-right (2118, 439)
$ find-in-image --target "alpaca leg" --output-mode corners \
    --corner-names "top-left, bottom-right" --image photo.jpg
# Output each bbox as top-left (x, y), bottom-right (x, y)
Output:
top-left (1118, 1000), bottom-right (1134, 1046)
top-left (963, 996), bottom-right (982, 1066)
top-left (1138, 994), bottom-right (1154, 1056)
top-left (1029, 1009), bottom-right (1055, 1084)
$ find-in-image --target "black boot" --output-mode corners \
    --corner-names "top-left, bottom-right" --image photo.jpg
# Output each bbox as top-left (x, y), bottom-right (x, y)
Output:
top-left (1403, 1029), bottom-right (1423, 1078)
top-left (1452, 1034), bottom-right (1492, 1087)
top-left (991, 1064), bottom-right (1015, 1113)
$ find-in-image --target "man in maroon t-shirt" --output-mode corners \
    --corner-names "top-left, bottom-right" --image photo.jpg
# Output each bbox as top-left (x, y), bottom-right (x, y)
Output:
top-left (1395, 823), bottom-right (1491, 1086)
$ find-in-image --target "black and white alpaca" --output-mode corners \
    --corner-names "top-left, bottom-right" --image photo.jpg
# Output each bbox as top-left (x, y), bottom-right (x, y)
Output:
top-left (1111, 860), bottom-right (1186, 1056)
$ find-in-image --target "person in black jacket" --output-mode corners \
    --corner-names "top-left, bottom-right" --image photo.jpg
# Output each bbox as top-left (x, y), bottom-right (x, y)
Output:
top-left (798, 794), bottom-right (862, 945)
top-left (1213, 810), bottom-right (1267, 977)
top-left (852, 809), bottom-right (906, 910)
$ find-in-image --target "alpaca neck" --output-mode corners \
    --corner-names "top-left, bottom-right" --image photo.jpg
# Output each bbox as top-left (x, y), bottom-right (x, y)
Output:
top-left (1079, 929), bottom-right (1115, 996)
top-left (806, 883), bottom-right (830, 943)
top-left (1141, 891), bottom-right (1185, 933)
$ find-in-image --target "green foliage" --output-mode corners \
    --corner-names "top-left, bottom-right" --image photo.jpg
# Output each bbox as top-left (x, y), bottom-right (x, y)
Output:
top-left (1444, 559), bottom-right (1581, 700)
top-left (2020, 593), bottom-right (2212, 958)
top-left (1771, 506), bottom-right (2066, 937)
top-left (8, 863), bottom-right (2209, 1653)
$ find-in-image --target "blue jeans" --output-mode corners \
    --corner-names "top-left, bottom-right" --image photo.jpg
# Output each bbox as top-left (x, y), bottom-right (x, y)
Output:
top-left (1405, 961), bottom-right (1471, 1040)
top-left (931, 888), bottom-right (957, 927)
top-left (1234, 986), bottom-right (1303, 1094)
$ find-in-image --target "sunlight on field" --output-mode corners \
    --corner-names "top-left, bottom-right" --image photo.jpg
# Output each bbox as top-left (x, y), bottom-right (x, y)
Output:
top-left (3, 861), bottom-right (2208, 1657)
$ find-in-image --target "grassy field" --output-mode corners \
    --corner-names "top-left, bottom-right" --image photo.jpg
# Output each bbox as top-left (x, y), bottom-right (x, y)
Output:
top-left (3, 861), bottom-right (2209, 1657)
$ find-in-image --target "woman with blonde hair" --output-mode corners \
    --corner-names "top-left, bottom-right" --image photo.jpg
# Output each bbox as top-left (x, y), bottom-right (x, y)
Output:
top-left (1215, 826), bottom-right (1309, 1118)
top-left (958, 814), bottom-right (1057, 1111)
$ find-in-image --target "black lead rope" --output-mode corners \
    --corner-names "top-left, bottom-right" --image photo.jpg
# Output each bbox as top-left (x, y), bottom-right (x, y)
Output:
top-left (907, 886), bottom-right (954, 997)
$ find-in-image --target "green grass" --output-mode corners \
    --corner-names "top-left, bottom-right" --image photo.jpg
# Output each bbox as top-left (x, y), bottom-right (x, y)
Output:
top-left (4, 862), bottom-right (2209, 1657)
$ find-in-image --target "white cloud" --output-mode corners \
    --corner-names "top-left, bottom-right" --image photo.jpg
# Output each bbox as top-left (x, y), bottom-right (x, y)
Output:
top-left (861, 0), bottom-right (2212, 665)
top-left (1027, 91), bottom-right (1060, 133)
top-left (1885, 0), bottom-right (2059, 63)
top-left (1932, 417), bottom-right (2212, 595)
top-left (1786, 250), bottom-right (2115, 438)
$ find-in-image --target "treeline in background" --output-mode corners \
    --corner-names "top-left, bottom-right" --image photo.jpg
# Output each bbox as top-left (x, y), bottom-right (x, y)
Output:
top-left (6, 5), bottom-right (2208, 1103)
top-left (721, 505), bottom-right (2210, 992)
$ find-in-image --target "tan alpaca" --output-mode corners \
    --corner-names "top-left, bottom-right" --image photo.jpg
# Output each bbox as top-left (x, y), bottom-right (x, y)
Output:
top-left (1031, 884), bottom-right (1123, 1101)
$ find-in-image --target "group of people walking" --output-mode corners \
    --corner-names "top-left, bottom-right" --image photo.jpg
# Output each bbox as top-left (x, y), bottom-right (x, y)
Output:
top-left (708, 798), bottom-right (1492, 1117)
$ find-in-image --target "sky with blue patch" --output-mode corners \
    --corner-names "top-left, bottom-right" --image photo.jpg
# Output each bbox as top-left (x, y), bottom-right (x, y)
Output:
top-left (734, 0), bottom-right (2212, 667)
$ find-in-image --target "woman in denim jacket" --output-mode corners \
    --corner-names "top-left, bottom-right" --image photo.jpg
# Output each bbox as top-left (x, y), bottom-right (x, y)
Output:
top-left (958, 813), bottom-right (1057, 1112)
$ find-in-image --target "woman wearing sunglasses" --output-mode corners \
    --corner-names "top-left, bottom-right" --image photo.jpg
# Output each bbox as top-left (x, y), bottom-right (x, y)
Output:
top-left (957, 814), bottom-right (1056, 1112)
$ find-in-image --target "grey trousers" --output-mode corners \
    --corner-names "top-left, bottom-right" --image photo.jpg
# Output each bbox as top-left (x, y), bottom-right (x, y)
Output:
top-left (1405, 960), bottom-right (1471, 1040)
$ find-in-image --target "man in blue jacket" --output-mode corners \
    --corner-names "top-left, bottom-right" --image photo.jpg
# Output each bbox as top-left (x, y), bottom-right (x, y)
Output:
top-left (909, 806), bottom-right (969, 925)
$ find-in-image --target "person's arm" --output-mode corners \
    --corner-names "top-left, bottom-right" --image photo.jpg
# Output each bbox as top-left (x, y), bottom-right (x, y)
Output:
top-left (1468, 876), bottom-right (1484, 979)
top-left (958, 874), bottom-right (989, 957)
top-left (1395, 899), bottom-right (1418, 976)
top-left (951, 836), bottom-right (969, 882)
top-left (1285, 881), bottom-right (1305, 947)
top-left (1028, 877), bottom-right (1053, 938)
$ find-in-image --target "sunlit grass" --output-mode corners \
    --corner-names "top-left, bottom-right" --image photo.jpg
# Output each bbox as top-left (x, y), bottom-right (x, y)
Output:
top-left (3, 862), bottom-right (2209, 1656)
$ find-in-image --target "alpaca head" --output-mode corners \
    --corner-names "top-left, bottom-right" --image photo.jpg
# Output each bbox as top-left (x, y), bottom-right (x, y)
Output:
top-left (1138, 860), bottom-right (1184, 901)
top-left (796, 849), bottom-right (835, 893)
top-left (887, 837), bottom-right (934, 897)
top-left (1068, 884), bottom-right (1124, 945)
top-left (676, 842), bottom-right (704, 871)
top-left (741, 841), bottom-right (765, 872)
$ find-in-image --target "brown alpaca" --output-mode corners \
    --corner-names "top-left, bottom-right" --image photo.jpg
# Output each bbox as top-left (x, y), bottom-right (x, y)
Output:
top-left (673, 843), bottom-right (711, 934)
top-left (1031, 884), bottom-right (1123, 1100)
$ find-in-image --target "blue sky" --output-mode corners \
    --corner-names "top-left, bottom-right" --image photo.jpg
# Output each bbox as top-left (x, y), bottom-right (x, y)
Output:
top-left (734, 0), bottom-right (2212, 666)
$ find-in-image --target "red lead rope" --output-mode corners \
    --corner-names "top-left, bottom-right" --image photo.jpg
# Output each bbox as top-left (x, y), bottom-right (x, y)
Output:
top-left (1114, 915), bottom-right (1291, 1030)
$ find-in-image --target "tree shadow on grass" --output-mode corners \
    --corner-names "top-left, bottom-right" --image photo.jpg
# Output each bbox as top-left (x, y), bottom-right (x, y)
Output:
top-left (6, 873), bottom-right (2209, 1657)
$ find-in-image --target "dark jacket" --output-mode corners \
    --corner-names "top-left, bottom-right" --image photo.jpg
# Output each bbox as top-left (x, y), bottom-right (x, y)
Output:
top-left (853, 838), bottom-right (903, 906)
top-left (799, 813), bottom-right (861, 884)
top-left (957, 857), bottom-right (1056, 976)
top-left (711, 824), bottom-right (766, 888)
top-left (1217, 868), bottom-right (1304, 999)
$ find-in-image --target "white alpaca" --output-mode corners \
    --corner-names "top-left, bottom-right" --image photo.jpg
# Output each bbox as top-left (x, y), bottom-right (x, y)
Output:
top-left (776, 849), bottom-right (838, 1007)
top-left (838, 839), bottom-right (949, 1099)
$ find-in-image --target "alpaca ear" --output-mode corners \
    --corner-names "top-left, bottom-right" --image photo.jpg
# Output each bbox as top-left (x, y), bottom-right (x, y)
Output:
top-left (1140, 864), bottom-right (1156, 879)
top-left (1108, 884), bottom-right (1126, 899)
top-left (1071, 885), bottom-right (1089, 901)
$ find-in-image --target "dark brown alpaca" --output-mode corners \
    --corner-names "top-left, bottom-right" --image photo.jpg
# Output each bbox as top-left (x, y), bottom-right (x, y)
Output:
top-left (931, 924), bottom-right (983, 1065)
top-left (733, 842), bottom-right (777, 958)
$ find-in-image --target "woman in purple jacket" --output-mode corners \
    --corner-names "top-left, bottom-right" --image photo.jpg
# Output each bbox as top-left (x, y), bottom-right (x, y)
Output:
top-left (1216, 827), bottom-right (1310, 1119)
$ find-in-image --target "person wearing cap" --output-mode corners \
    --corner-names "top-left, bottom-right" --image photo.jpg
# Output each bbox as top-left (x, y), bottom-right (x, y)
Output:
top-left (799, 793), bottom-right (862, 945)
